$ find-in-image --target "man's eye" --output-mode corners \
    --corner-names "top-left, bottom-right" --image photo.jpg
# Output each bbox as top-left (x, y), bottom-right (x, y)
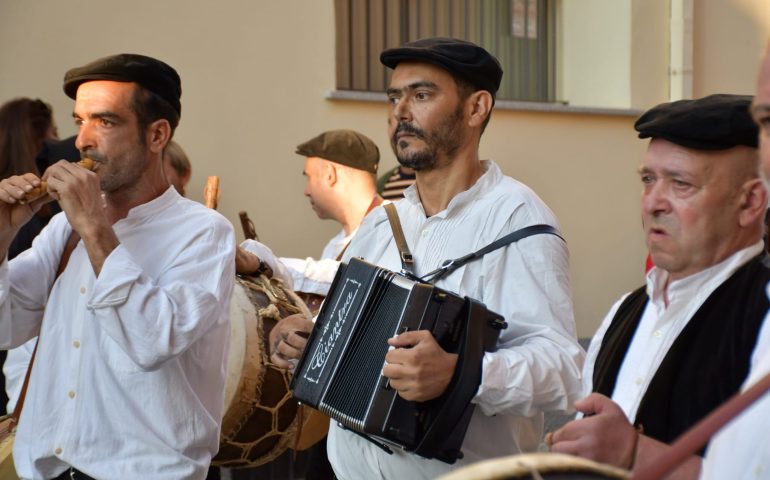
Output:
top-left (640, 175), bottom-right (654, 184)
top-left (415, 92), bottom-right (429, 100)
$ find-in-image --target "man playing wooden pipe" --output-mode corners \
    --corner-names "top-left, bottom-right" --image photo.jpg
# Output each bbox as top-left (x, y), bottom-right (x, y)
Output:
top-left (0, 54), bottom-right (235, 479)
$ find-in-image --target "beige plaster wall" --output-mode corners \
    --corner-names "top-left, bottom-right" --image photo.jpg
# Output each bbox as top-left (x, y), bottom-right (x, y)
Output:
top-left (0, 0), bottom-right (767, 337)
top-left (693, 0), bottom-right (770, 96)
top-left (559, 0), bottom-right (632, 108)
top-left (630, 0), bottom-right (670, 107)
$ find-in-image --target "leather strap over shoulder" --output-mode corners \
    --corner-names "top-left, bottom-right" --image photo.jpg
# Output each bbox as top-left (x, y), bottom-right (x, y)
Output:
top-left (384, 203), bottom-right (416, 278)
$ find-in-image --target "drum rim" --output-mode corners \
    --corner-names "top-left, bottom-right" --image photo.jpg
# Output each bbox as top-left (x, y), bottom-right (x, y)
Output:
top-left (436, 452), bottom-right (630, 480)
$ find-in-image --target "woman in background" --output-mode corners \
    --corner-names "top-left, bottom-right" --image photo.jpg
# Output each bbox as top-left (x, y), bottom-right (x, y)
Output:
top-left (0, 97), bottom-right (59, 416)
top-left (0, 97), bottom-right (60, 260)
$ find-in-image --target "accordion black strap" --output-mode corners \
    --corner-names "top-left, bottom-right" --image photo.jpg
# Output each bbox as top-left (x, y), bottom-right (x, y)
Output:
top-left (423, 224), bottom-right (564, 283)
top-left (415, 298), bottom-right (488, 458)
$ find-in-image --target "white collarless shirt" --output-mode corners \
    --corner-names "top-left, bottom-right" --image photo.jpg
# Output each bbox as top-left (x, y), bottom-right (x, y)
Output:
top-left (327, 160), bottom-right (584, 479)
top-left (0, 188), bottom-right (235, 479)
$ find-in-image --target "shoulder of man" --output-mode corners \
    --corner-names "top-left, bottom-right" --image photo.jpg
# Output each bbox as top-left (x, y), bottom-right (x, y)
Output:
top-left (173, 197), bottom-right (236, 237)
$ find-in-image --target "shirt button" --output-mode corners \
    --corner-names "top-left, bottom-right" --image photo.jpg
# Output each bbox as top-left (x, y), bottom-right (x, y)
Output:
top-left (755, 464), bottom-right (764, 477)
top-left (653, 330), bottom-right (662, 338)
top-left (73, 340), bottom-right (80, 348)
top-left (54, 447), bottom-right (62, 455)
top-left (635, 377), bottom-right (643, 385)
top-left (421, 229), bottom-right (428, 236)
top-left (68, 390), bottom-right (76, 399)
top-left (80, 287), bottom-right (86, 294)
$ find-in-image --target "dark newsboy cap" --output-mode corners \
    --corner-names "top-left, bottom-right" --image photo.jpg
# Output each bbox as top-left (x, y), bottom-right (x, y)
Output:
top-left (380, 37), bottom-right (503, 97)
top-left (63, 53), bottom-right (182, 117)
top-left (296, 130), bottom-right (379, 174)
top-left (635, 94), bottom-right (757, 150)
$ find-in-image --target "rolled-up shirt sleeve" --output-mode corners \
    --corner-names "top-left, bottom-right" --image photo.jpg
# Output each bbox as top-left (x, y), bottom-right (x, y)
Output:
top-left (88, 220), bottom-right (235, 371)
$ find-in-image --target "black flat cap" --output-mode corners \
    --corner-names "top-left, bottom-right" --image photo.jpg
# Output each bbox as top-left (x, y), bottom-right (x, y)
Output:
top-left (635, 94), bottom-right (757, 150)
top-left (380, 37), bottom-right (503, 97)
top-left (63, 53), bottom-right (181, 117)
top-left (296, 130), bottom-right (379, 174)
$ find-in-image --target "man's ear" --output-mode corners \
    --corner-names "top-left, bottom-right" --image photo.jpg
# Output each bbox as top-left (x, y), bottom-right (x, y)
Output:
top-left (467, 90), bottom-right (493, 129)
top-left (146, 119), bottom-right (171, 154)
top-left (325, 161), bottom-right (338, 187)
top-left (738, 178), bottom-right (769, 227)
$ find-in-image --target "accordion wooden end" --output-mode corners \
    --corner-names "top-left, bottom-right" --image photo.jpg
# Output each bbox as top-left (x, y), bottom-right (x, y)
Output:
top-left (290, 257), bottom-right (506, 463)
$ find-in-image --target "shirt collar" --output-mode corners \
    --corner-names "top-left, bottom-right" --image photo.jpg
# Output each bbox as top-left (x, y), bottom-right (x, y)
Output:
top-left (402, 160), bottom-right (500, 218)
top-left (645, 241), bottom-right (765, 305)
top-left (114, 186), bottom-right (180, 228)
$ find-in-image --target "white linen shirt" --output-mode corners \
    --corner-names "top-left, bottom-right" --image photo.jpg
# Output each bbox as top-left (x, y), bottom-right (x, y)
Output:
top-left (701, 288), bottom-right (770, 480)
top-left (582, 242), bottom-right (764, 421)
top-left (0, 187), bottom-right (235, 480)
top-left (279, 228), bottom-right (355, 295)
top-left (327, 160), bottom-right (584, 480)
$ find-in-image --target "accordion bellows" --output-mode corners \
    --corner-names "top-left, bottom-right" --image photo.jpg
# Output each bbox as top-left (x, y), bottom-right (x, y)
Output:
top-left (291, 257), bottom-right (505, 463)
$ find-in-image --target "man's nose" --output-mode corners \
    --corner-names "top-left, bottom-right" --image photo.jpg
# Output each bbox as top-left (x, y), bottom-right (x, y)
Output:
top-left (75, 122), bottom-right (94, 153)
top-left (642, 182), bottom-right (670, 216)
top-left (392, 98), bottom-right (411, 122)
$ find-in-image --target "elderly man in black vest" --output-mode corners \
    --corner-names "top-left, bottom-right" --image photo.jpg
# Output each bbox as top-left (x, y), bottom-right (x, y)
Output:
top-left (547, 94), bottom-right (769, 476)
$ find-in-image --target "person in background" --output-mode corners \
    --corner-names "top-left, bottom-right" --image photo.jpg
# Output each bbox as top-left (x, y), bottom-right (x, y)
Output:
top-left (377, 164), bottom-right (415, 200)
top-left (277, 129), bottom-right (383, 297)
top-left (0, 97), bottom-right (62, 415)
top-left (236, 129), bottom-right (383, 301)
top-left (547, 94), bottom-right (768, 478)
top-left (163, 139), bottom-right (191, 196)
top-left (0, 98), bottom-right (64, 260)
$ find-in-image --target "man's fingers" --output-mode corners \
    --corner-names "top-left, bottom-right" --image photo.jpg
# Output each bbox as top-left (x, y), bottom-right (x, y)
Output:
top-left (285, 331), bottom-right (308, 352)
top-left (574, 392), bottom-right (613, 415)
top-left (270, 352), bottom-right (294, 369)
top-left (275, 337), bottom-right (301, 359)
top-left (387, 329), bottom-right (430, 347)
top-left (548, 437), bottom-right (585, 456)
top-left (0, 176), bottom-right (41, 203)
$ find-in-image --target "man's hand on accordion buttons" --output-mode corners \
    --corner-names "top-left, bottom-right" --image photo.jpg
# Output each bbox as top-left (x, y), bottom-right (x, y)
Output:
top-left (383, 330), bottom-right (458, 402)
top-left (269, 313), bottom-right (313, 369)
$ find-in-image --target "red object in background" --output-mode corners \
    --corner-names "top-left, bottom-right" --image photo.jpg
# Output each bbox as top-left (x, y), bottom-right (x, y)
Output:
top-left (645, 254), bottom-right (654, 273)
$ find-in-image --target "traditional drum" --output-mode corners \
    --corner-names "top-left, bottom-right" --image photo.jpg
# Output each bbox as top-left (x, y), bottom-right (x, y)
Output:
top-left (436, 453), bottom-right (629, 480)
top-left (0, 417), bottom-right (18, 480)
top-left (213, 274), bottom-right (313, 468)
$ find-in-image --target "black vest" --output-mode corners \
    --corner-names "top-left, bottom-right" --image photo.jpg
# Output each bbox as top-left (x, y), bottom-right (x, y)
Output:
top-left (593, 254), bottom-right (770, 449)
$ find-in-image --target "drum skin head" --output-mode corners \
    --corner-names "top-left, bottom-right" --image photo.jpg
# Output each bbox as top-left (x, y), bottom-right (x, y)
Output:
top-left (213, 275), bottom-right (311, 468)
top-left (435, 453), bottom-right (630, 480)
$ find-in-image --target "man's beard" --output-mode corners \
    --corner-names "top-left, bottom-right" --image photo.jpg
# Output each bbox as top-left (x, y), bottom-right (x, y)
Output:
top-left (391, 104), bottom-right (465, 171)
top-left (81, 147), bottom-right (146, 193)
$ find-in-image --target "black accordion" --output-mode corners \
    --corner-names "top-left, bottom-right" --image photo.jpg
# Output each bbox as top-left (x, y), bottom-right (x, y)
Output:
top-left (290, 257), bottom-right (506, 463)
